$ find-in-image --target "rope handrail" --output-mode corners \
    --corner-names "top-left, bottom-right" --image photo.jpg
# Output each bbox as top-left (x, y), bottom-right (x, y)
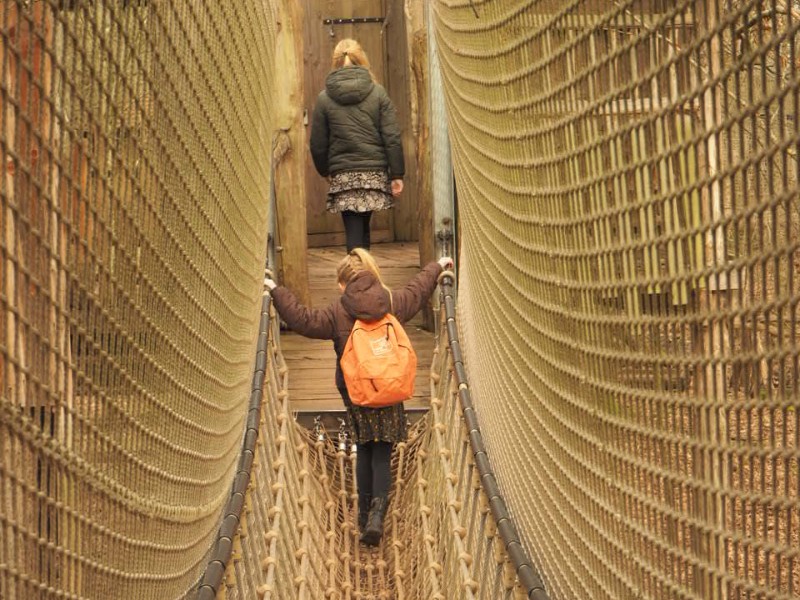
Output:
top-left (437, 271), bottom-right (550, 600)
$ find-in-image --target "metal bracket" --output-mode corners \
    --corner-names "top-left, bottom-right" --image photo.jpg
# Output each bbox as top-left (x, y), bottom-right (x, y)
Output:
top-left (337, 418), bottom-right (349, 451)
top-left (313, 415), bottom-right (324, 442)
top-left (323, 17), bottom-right (384, 25)
top-left (436, 217), bottom-right (454, 259)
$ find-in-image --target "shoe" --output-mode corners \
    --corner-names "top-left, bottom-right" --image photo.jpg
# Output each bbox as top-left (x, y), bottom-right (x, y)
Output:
top-left (358, 493), bottom-right (372, 532)
top-left (360, 496), bottom-right (388, 546)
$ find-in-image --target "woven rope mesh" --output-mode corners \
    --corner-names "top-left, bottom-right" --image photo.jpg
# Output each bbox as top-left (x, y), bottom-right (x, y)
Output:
top-left (435, 0), bottom-right (800, 598)
top-left (0, 1), bottom-right (276, 597)
top-left (3, 0), bottom-right (800, 599)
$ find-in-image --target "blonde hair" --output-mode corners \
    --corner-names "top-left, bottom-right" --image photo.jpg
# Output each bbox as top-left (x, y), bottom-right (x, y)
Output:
top-left (337, 248), bottom-right (393, 311)
top-left (331, 39), bottom-right (376, 81)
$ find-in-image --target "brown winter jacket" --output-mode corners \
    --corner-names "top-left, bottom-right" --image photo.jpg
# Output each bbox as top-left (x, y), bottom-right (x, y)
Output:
top-left (270, 262), bottom-right (443, 394)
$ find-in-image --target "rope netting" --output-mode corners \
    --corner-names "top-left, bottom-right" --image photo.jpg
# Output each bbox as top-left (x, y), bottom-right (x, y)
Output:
top-left (3, 0), bottom-right (800, 599)
top-left (0, 1), bottom-right (277, 598)
top-left (434, 0), bottom-right (799, 598)
top-left (0, 3), bottom-right (532, 597)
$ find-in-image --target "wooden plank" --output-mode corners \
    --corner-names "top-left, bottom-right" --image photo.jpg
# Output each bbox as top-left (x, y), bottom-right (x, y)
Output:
top-left (284, 242), bottom-right (434, 415)
top-left (308, 228), bottom-right (393, 249)
top-left (292, 398), bottom-right (430, 412)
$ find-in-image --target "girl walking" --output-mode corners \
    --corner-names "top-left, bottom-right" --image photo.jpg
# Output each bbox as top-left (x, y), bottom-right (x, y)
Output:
top-left (309, 39), bottom-right (405, 252)
top-left (265, 249), bottom-right (452, 545)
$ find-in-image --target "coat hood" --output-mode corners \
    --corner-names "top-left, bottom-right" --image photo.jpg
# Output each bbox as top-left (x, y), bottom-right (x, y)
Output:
top-left (325, 66), bottom-right (375, 105)
top-left (341, 271), bottom-right (390, 320)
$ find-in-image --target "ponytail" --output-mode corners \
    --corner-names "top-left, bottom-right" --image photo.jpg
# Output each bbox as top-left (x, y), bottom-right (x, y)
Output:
top-left (336, 248), bottom-right (393, 312)
top-left (331, 38), bottom-right (377, 82)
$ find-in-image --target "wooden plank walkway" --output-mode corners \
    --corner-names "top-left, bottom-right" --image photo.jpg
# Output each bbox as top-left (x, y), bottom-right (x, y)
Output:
top-left (279, 242), bottom-right (434, 420)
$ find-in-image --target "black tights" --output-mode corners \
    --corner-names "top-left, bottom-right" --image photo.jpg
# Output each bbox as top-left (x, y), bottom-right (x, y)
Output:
top-left (341, 210), bottom-right (372, 252)
top-left (356, 441), bottom-right (392, 500)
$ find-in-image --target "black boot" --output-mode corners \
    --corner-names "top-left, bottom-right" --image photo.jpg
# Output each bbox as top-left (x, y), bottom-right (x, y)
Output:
top-left (360, 496), bottom-right (388, 546)
top-left (358, 493), bottom-right (372, 532)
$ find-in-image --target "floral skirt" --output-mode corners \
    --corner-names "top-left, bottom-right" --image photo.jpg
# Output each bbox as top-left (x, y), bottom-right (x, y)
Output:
top-left (346, 403), bottom-right (408, 444)
top-left (327, 169), bottom-right (393, 214)
top-left (338, 383), bottom-right (408, 444)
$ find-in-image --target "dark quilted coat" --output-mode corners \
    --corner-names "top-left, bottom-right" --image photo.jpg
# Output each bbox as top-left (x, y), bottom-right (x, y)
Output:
top-left (309, 65), bottom-right (405, 179)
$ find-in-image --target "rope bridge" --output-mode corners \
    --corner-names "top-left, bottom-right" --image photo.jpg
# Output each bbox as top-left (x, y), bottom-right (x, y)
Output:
top-left (191, 278), bottom-right (543, 600)
top-left (1, 1), bottom-right (799, 599)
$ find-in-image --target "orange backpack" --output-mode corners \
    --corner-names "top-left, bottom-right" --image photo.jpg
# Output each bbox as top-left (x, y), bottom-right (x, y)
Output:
top-left (340, 313), bottom-right (417, 408)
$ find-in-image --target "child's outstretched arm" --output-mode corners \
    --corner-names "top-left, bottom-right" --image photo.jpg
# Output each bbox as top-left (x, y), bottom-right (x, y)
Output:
top-left (391, 258), bottom-right (451, 323)
top-left (267, 281), bottom-right (336, 340)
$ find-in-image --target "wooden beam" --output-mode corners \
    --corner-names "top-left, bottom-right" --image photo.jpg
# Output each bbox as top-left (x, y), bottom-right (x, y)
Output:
top-left (405, 0), bottom-right (435, 328)
top-left (274, 0), bottom-right (310, 305)
top-left (386, 0), bottom-right (417, 243)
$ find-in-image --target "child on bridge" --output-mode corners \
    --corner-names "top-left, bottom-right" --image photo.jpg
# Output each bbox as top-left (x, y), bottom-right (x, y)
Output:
top-left (265, 249), bottom-right (452, 546)
top-left (309, 39), bottom-right (405, 252)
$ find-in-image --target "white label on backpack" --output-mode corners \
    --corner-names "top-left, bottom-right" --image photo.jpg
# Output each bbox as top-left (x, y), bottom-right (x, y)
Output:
top-left (370, 336), bottom-right (393, 357)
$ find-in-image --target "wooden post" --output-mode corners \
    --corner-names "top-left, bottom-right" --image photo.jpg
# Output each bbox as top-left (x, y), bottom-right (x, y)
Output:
top-left (384, 0), bottom-right (416, 244)
top-left (3, 4), bottom-right (58, 596)
top-left (2, 8), bottom-right (24, 599)
top-left (49, 11), bottom-right (82, 591)
top-left (274, 0), bottom-right (310, 305)
top-left (693, 2), bottom-right (730, 598)
top-left (3, 4), bottom-right (28, 411)
top-left (405, 0), bottom-right (435, 328)
top-left (38, 4), bottom-right (79, 595)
